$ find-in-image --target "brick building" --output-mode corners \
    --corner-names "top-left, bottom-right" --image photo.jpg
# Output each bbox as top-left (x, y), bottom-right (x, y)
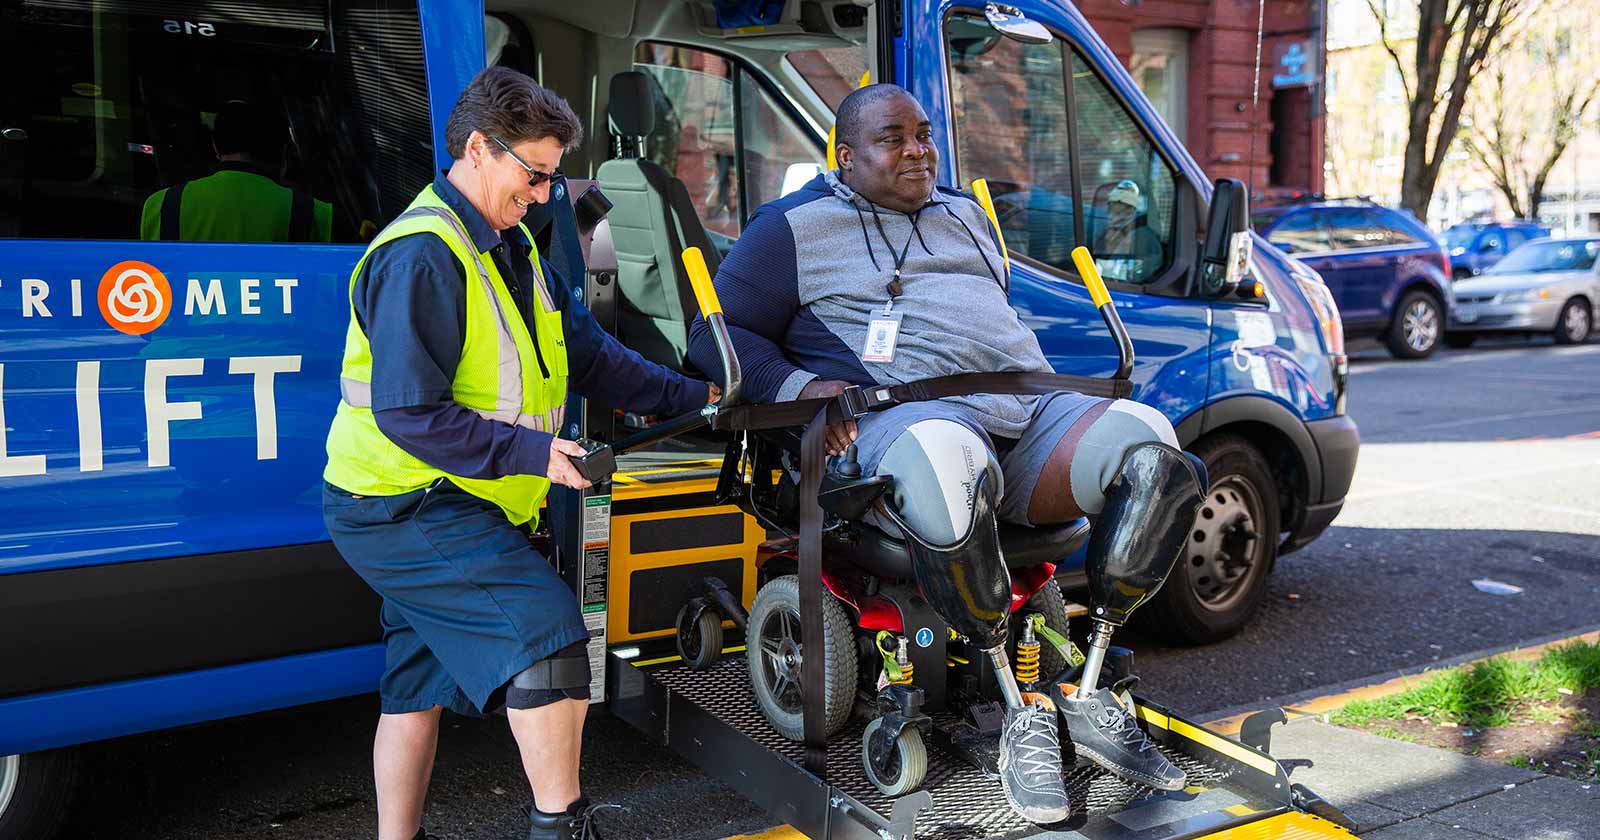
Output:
top-left (1078, 0), bottom-right (1326, 196)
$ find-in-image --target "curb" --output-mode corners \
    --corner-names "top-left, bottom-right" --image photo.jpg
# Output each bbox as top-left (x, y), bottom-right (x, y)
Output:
top-left (1201, 625), bottom-right (1600, 736)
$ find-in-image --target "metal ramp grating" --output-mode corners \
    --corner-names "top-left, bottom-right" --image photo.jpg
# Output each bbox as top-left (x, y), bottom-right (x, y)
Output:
top-left (648, 656), bottom-right (1232, 840)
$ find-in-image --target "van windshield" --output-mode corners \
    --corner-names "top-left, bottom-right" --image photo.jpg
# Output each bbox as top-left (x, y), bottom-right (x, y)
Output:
top-left (1489, 239), bottom-right (1599, 274)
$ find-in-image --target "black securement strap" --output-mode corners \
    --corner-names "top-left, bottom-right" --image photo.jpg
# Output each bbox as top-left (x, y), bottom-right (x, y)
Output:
top-left (159, 182), bottom-right (185, 241)
top-left (289, 188), bottom-right (313, 241)
top-left (636, 159), bottom-right (721, 326)
top-left (714, 371), bottom-right (1134, 432)
top-left (797, 398), bottom-right (835, 777)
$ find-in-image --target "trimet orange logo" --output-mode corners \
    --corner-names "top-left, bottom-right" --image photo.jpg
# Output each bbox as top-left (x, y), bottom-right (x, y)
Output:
top-left (97, 260), bottom-right (172, 335)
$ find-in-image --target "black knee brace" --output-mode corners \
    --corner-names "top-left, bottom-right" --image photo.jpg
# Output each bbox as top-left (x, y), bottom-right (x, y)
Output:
top-left (505, 641), bottom-right (591, 709)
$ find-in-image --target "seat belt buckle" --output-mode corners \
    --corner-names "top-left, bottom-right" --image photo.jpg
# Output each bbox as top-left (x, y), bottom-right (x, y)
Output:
top-left (836, 385), bottom-right (894, 419)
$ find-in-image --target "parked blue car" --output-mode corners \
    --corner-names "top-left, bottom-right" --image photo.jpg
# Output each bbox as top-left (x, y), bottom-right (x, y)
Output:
top-left (1254, 200), bottom-right (1455, 358)
top-left (1441, 220), bottom-right (1551, 280)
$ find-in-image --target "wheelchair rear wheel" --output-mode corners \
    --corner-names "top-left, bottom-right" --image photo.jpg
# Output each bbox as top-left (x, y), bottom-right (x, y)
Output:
top-left (746, 575), bottom-right (858, 741)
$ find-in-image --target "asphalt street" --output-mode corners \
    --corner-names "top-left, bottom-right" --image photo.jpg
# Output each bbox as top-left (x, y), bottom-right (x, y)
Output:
top-left (60, 337), bottom-right (1600, 840)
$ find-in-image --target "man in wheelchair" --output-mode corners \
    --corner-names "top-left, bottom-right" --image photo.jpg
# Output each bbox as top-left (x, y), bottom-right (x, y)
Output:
top-left (687, 84), bottom-right (1205, 824)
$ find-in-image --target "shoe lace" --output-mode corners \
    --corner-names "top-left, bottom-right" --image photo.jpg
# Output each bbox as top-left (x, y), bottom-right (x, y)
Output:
top-left (571, 802), bottom-right (624, 839)
top-left (1093, 699), bottom-right (1156, 753)
top-left (1007, 704), bottom-right (1065, 783)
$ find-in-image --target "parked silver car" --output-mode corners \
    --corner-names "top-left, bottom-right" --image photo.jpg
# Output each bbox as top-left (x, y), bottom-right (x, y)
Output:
top-left (1445, 237), bottom-right (1598, 347)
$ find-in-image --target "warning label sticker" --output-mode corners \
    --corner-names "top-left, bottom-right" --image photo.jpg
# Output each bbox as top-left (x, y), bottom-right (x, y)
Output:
top-left (583, 494), bottom-right (611, 548)
top-left (584, 610), bottom-right (606, 704)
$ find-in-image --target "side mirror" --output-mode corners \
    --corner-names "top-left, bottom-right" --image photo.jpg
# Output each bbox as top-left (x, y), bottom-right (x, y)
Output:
top-left (1199, 178), bottom-right (1252, 298)
top-left (983, 3), bottom-right (1053, 44)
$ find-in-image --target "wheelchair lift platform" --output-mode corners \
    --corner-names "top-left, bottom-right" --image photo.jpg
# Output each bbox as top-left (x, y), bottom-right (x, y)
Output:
top-left (607, 645), bottom-right (1356, 840)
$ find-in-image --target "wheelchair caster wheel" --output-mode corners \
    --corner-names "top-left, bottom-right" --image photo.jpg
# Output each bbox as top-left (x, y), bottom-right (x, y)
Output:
top-left (675, 602), bottom-right (723, 671)
top-left (862, 717), bottom-right (927, 797)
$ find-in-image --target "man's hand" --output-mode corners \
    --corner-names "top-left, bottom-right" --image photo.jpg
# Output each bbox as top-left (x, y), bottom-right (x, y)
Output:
top-left (547, 438), bottom-right (594, 490)
top-left (798, 379), bottom-right (859, 456)
top-left (707, 382), bottom-right (722, 404)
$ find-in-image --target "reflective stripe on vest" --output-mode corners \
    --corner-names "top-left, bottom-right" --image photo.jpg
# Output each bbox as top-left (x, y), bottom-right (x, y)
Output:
top-left (336, 205), bottom-right (565, 434)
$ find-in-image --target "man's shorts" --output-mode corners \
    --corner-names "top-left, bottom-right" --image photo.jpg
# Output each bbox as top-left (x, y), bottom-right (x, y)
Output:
top-left (850, 391), bottom-right (1150, 525)
top-left (322, 481), bottom-right (589, 716)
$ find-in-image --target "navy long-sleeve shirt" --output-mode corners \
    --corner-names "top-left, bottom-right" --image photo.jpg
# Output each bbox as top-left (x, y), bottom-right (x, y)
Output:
top-left (354, 174), bottom-right (706, 480)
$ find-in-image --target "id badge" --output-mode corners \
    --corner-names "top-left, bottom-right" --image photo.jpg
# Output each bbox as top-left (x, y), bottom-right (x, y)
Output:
top-left (861, 310), bottom-right (904, 364)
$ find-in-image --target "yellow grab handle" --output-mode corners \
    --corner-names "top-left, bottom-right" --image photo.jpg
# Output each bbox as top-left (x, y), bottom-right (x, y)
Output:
top-left (683, 247), bottom-right (722, 317)
top-left (1071, 246), bottom-right (1113, 309)
top-left (969, 178), bottom-right (1010, 276)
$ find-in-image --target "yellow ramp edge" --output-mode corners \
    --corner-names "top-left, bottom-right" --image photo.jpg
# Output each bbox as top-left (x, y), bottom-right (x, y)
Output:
top-left (1193, 811), bottom-right (1357, 838)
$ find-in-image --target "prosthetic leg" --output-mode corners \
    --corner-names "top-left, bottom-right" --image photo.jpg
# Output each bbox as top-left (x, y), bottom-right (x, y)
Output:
top-left (1052, 441), bottom-right (1206, 791)
top-left (884, 470), bottom-right (1071, 824)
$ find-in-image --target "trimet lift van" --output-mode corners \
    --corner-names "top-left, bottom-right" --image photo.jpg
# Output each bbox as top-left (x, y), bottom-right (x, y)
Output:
top-left (0, 2), bottom-right (1359, 838)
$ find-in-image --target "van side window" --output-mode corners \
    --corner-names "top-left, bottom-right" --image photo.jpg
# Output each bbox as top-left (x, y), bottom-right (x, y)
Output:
top-left (633, 43), bottom-right (824, 242)
top-left (1264, 211), bottom-right (1329, 254)
top-left (945, 18), bottom-right (1177, 286)
top-left (0, 0), bottom-right (432, 244)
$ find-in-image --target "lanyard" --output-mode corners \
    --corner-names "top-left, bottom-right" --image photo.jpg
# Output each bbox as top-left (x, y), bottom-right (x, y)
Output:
top-left (869, 206), bottom-right (922, 308)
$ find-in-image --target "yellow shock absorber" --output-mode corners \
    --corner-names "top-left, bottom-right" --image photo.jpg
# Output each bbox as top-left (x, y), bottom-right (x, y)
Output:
top-left (875, 631), bottom-right (915, 686)
top-left (1014, 615), bottom-right (1042, 687)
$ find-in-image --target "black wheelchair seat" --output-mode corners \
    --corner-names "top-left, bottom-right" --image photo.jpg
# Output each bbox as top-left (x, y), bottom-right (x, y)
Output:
top-left (827, 516), bottom-right (1091, 582)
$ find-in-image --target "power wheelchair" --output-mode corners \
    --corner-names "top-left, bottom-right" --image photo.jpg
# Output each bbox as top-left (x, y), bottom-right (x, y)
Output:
top-left (668, 224), bottom-right (1208, 799)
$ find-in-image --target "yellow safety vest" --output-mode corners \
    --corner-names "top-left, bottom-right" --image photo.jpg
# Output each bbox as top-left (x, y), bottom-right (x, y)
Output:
top-left (324, 185), bottom-right (569, 526)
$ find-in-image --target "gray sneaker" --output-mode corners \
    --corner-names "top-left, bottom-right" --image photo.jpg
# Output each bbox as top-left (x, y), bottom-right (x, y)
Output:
top-left (997, 698), bottom-right (1072, 824)
top-left (1054, 684), bottom-right (1186, 791)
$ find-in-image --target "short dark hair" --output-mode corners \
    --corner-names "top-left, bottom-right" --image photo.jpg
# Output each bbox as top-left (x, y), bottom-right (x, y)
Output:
top-left (212, 100), bottom-right (285, 161)
top-left (835, 83), bottom-right (916, 150)
top-left (445, 67), bottom-right (583, 160)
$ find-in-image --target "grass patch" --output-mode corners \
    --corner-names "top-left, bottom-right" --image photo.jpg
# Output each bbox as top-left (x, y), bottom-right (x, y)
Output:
top-left (1370, 726), bottom-right (1418, 744)
top-left (1331, 640), bottom-right (1600, 729)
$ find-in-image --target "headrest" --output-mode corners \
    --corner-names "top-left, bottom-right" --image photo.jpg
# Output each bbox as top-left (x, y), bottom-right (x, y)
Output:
top-left (608, 71), bottom-right (657, 137)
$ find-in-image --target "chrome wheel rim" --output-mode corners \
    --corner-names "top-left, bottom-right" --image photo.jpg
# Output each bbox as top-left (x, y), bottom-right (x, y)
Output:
top-left (1564, 304), bottom-right (1589, 340)
top-left (758, 607), bottom-right (805, 714)
top-left (1404, 300), bottom-right (1439, 352)
top-left (0, 754), bottom-right (19, 821)
top-left (1189, 478), bottom-right (1264, 611)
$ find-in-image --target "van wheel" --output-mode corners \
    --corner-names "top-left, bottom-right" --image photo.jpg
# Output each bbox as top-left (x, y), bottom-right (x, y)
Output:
top-left (1146, 435), bottom-right (1279, 645)
top-left (1387, 290), bottom-right (1442, 358)
top-left (747, 575), bottom-right (858, 741)
top-left (0, 750), bottom-right (78, 840)
top-left (1554, 298), bottom-right (1591, 344)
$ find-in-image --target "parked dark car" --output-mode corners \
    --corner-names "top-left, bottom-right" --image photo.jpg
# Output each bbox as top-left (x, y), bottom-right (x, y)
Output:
top-left (1441, 220), bottom-right (1551, 280)
top-left (1254, 200), bottom-right (1454, 359)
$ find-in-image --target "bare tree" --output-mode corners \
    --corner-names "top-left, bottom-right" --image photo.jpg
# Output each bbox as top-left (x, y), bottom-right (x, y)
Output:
top-left (1461, 24), bottom-right (1599, 219)
top-left (1367, 0), bottom-right (1531, 219)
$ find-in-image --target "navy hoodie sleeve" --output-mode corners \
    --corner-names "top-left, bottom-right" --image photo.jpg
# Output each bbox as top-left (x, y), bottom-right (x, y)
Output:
top-left (551, 257), bottom-right (708, 417)
top-left (687, 206), bottom-right (816, 403)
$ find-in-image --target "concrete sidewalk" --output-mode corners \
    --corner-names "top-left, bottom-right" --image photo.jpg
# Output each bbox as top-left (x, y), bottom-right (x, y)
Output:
top-left (1265, 716), bottom-right (1598, 839)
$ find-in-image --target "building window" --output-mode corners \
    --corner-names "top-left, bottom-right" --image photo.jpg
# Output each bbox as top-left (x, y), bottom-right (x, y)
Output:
top-left (1130, 28), bottom-right (1189, 143)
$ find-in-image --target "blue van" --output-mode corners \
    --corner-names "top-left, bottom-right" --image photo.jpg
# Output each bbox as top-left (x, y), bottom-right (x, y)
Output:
top-left (0, 2), bottom-right (1356, 836)
top-left (1253, 199), bottom-right (1455, 358)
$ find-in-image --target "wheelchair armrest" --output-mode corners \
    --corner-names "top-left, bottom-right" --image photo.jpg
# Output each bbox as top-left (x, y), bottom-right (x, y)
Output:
top-left (818, 472), bottom-right (892, 521)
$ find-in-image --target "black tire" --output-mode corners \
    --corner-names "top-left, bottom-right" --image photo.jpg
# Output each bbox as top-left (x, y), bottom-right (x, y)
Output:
top-left (675, 604), bottom-right (724, 671)
top-left (1443, 332), bottom-right (1478, 349)
top-left (0, 750), bottom-right (78, 840)
top-left (1145, 434), bottom-right (1279, 645)
top-left (861, 718), bottom-right (927, 797)
top-left (1553, 298), bottom-right (1592, 345)
top-left (1012, 577), bottom-right (1073, 683)
top-left (746, 575), bottom-right (858, 741)
top-left (1386, 290), bottom-right (1443, 359)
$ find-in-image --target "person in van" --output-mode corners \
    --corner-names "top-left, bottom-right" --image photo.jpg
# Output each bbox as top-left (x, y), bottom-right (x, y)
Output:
top-left (1092, 179), bottom-right (1163, 282)
top-left (687, 83), bottom-right (1203, 824)
top-left (322, 67), bottom-right (716, 840)
top-left (139, 99), bottom-right (334, 243)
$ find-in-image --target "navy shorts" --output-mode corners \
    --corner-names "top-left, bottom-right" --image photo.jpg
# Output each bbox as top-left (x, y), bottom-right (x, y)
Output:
top-left (322, 481), bottom-right (589, 716)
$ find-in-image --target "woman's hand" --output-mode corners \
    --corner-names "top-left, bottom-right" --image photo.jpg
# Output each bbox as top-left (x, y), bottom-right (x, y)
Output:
top-left (547, 438), bottom-right (594, 490)
top-left (798, 379), bottom-right (859, 456)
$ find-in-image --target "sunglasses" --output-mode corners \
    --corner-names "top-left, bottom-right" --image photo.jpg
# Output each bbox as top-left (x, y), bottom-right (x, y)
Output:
top-left (491, 135), bottom-right (563, 187)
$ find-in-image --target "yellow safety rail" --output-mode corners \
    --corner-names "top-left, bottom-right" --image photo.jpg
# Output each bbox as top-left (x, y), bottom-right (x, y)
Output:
top-left (969, 178), bottom-right (1010, 277)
